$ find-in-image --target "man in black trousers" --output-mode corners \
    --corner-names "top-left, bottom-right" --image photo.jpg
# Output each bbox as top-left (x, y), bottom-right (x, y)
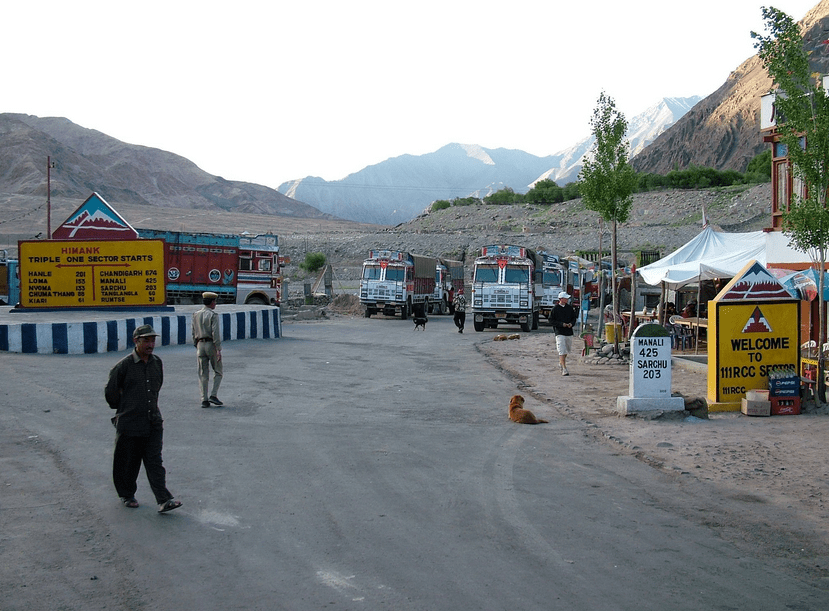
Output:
top-left (105, 324), bottom-right (182, 514)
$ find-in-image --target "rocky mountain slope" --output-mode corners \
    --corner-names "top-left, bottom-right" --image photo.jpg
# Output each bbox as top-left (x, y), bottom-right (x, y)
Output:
top-left (633, 0), bottom-right (829, 174)
top-left (0, 113), bottom-right (329, 219)
top-left (0, 184), bottom-right (773, 288)
top-left (267, 183), bottom-right (774, 296)
top-left (533, 96), bottom-right (702, 188)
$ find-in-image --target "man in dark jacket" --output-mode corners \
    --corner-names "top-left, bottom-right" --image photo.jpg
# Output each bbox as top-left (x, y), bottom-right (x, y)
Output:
top-left (105, 324), bottom-right (181, 513)
top-left (452, 290), bottom-right (466, 333)
top-left (551, 291), bottom-right (578, 376)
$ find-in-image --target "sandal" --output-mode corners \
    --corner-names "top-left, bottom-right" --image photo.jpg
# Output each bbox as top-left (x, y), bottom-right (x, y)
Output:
top-left (158, 499), bottom-right (182, 513)
top-left (122, 497), bottom-right (139, 509)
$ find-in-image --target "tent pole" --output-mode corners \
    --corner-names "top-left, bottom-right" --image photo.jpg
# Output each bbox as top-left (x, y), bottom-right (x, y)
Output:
top-left (695, 282), bottom-right (702, 355)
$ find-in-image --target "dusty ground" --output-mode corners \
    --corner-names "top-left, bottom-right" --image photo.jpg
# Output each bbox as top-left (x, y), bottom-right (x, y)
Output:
top-left (320, 297), bottom-right (829, 538)
top-left (472, 328), bottom-right (829, 578)
top-left (316, 298), bottom-right (829, 582)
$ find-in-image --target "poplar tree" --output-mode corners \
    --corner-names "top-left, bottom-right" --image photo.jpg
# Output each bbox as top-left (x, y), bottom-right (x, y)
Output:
top-left (753, 7), bottom-right (829, 402)
top-left (579, 91), bottom-right (637, 352)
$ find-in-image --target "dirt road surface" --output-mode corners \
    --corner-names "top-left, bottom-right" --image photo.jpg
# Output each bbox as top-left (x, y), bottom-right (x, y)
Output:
top-left (1, 312), bottom-right (828, 610)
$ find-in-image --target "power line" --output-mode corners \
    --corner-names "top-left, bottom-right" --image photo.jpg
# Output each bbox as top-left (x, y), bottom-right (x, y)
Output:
top-left (0, 202), bottom-right (46, 226)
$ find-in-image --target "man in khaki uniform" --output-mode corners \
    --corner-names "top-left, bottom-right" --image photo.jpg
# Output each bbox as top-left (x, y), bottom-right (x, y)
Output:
top-left (192, 291), bottom-right (223, 408)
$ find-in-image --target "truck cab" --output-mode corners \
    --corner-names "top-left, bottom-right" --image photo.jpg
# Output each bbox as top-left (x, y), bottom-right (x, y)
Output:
top-left (238, 233), bottom-right (281, 305)
top-left (430, 259), bottom-right (465, 315)
top-left (470, 245), bottom-right (541, 332)
top-left (538, 254), bottom-right (570, 324)
top-left (360, 250), bottom-right (436, 319)
top-left (0, 250), bottom-right (19, 306)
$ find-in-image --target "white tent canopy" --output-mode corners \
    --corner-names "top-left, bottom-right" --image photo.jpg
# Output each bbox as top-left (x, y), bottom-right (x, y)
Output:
top-left (639, 226), bottom-right (812, 289)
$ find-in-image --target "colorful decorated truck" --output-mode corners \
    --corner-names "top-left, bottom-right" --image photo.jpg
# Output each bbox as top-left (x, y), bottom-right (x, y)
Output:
top-left (360, 250), bottom-right (437, 319)
top-left (136, 229), bottom-right (282, 305)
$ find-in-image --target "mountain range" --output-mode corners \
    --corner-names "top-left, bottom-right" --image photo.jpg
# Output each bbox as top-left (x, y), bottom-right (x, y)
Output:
top-left (0, 113), bottom-right (331, 219)
top-left (2, 1), bottom-right (829, 227)
top-left (278, 96), bottom-right (701, 226)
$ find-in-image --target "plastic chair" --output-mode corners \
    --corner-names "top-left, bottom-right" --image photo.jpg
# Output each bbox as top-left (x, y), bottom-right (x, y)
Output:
top-left (581, 332), bottom-right (596, 356)
top-left (673, 324), bottom-right (695, 350)
top-left (801, 340), bottom-right (817, 359)
top-left (663, 324), bottom-right (678, 349)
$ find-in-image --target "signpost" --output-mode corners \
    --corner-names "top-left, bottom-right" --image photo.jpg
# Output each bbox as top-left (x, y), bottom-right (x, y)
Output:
top-left (707, 261), bottom-right (800, 411)
top-left (617, 323), bottom-right (685, 414)
top-left (17, 239), bottom-right (166, 308)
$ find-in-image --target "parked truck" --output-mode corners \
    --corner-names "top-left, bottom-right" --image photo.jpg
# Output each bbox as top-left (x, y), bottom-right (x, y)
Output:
top-left (0, 250), bottom-right (20, 306)
top-left (537, 251), bottom-right (574, 324)
top-left (136, 229), bottom-right (282, 305)
top-left (360, 250), bottom-right (437, 319)
top-left (470, 244), bottom-right (543, 332)
top-left (430, 258), bottom-right (465, 314)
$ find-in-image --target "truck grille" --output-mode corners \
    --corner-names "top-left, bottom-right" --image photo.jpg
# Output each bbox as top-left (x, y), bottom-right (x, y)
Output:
top-left (483, 293), bottom-right (516, 307)
top-left (368, 287), bottom-right (390, 298)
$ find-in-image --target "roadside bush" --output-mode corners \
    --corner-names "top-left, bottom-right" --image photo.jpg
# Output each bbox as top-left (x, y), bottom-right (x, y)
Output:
top-left (300, 252), bottom-right (326, 273)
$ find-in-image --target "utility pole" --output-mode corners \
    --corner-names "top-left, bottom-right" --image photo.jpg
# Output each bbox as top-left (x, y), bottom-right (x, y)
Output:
top-left (46, 156), bottom-right (56, 239)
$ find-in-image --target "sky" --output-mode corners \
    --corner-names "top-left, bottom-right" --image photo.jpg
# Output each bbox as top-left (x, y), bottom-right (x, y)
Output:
top-left (2, 0), bottom-right (821, 189)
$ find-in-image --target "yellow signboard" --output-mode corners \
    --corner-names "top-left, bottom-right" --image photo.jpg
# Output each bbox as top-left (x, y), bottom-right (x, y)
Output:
top-left (18, 240), bottom-right (166, 308)
top-left (707, 301), bottom-right (799, 410)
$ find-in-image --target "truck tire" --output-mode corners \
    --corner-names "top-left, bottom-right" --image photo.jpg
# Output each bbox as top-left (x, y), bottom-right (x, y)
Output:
top-left (364, 308), bottom-right (372, 318)
top-left (520, 320), bottom-right (531, 332)
top-left (401, 300), bottom-right (409, 320)
top-left (473, 319), bottom-right (485, 332)
top-left (532, 311), bottom-right (539, 330)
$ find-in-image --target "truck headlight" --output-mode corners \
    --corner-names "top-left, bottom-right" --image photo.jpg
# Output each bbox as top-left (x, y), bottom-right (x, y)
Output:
top-left (474, 299), bottom-right (482, 306)
top-left (520, 300), bottom-right (528, 307)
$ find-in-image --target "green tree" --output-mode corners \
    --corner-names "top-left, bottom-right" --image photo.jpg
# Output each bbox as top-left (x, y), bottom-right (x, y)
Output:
top-left (484, 187), bottom-right (520, 205)
top-left (753, 6), bottom-right (829, 401)
top-left (525, 179), bottom-right (564, 204)
top-left (300, 252), bottom-right (326, 273)
top-left (745, 150), bottom-right (772, 182)
top-left (579, 91), bottom-right (637, 349)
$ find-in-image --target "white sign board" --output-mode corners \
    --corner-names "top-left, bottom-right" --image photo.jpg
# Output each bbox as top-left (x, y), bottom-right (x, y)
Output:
top-left (629, 325), bottom-right (672, 399)
top-left (618, 323), bottom-right (686, 415)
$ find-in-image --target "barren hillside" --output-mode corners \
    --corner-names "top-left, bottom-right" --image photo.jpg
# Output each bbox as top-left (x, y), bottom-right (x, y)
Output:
top-left (1, 183), bottom-right (773, 295)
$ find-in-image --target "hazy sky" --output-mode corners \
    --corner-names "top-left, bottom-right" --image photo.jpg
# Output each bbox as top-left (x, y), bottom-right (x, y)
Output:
top-left (2, 1), bottom-right (819, 188)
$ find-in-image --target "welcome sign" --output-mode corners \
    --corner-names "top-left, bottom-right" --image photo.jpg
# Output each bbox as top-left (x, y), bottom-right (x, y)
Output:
top-left (707, 261), bottom-right (799, 411)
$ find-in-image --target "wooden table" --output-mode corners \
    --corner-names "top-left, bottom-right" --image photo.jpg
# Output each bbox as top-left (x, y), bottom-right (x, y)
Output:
top-left (672, 317), bottom-right (707, 354)
top-left (622, 311), bottom-right (658, 325)
top-left (673, 317), bottom-right (708, 329)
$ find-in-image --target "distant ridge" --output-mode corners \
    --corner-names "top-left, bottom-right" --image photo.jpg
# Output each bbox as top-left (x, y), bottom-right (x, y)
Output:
top-left (278, 97), bottom-right (700, 225)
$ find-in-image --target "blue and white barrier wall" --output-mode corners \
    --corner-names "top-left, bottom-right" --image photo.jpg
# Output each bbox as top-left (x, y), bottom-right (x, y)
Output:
top-left (0, 307), bottom-right (281, 354)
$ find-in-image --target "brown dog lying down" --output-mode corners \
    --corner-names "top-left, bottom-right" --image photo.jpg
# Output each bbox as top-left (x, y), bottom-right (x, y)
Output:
top-left (508, 394), bottom-right (548, 424)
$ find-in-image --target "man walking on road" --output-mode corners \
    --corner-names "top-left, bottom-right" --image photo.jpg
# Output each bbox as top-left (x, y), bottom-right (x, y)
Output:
top-left (551, 291), bottom-right (577, 376)
top-left (192, 291), bottom-right (223, 408)
top-left (105, 324), bottom-right (182, 513)
top-left (452, 289), bottom-right (466, 333)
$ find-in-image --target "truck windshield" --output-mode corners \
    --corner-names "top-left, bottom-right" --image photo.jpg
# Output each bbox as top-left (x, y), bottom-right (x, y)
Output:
top-left (504, 266), bottom-right (529, 284)
top-left (474, 264), bottom-right (499, 283)
top-left (363, 265), bottom-right (382, 280)
top-left (385, 267), bottom-right (405, 282)
top-left (543, 270), bottom-right (562, 286)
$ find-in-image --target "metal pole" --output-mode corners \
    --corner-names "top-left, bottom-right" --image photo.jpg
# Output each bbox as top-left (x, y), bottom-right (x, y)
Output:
top-left (47, 156), bottom-right (52, 238)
